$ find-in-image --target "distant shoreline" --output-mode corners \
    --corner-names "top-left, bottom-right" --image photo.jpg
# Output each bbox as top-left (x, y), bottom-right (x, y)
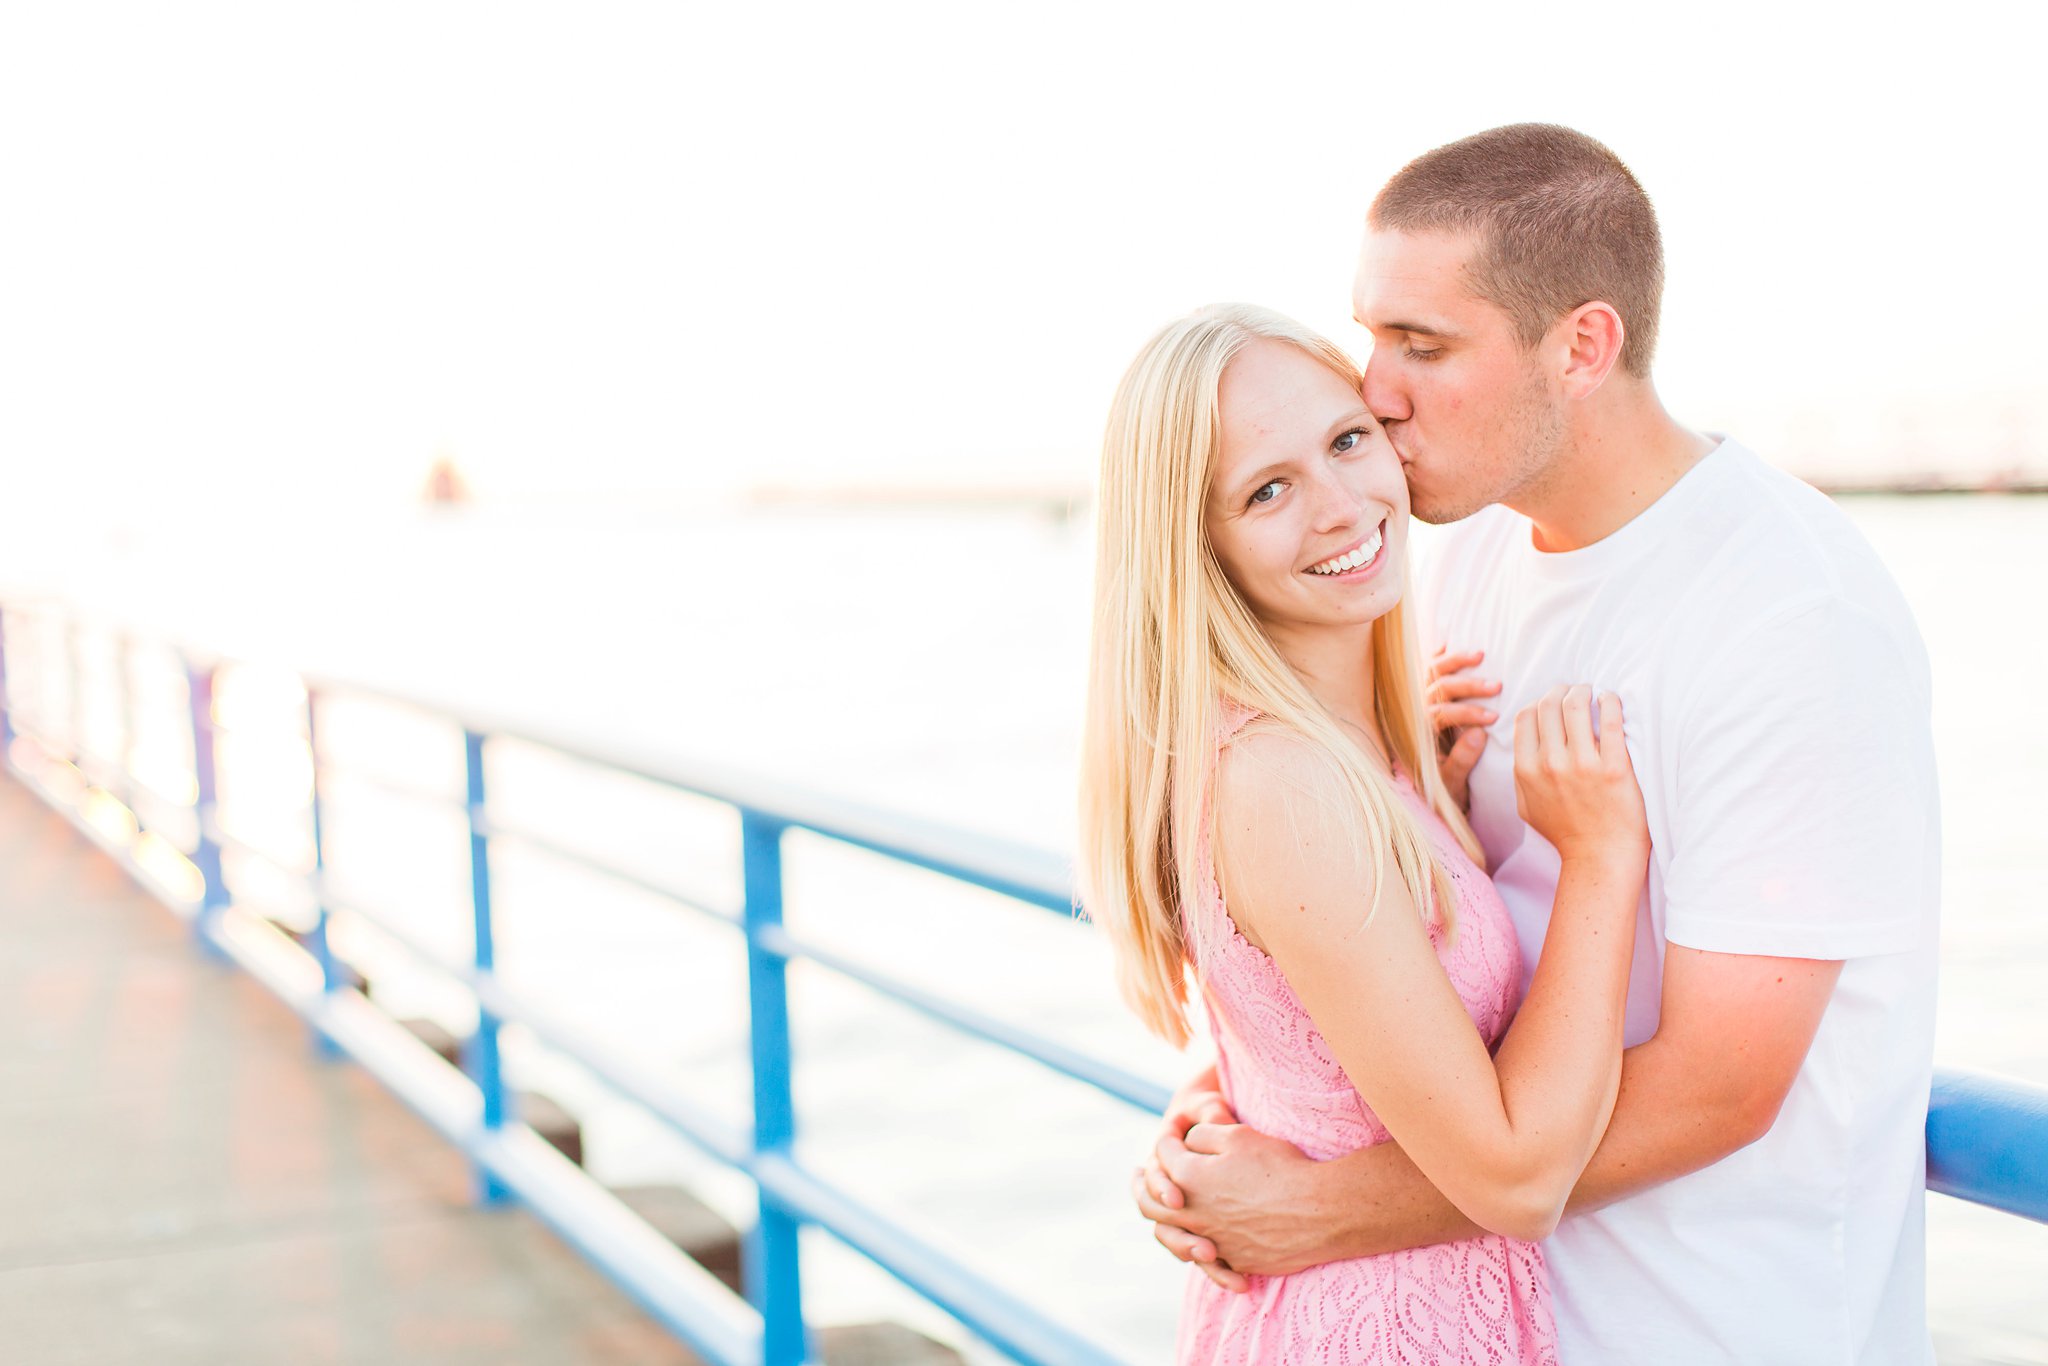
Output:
top-left (740, 480), bottom-right (2048, 514)
top-left (1816, 479), bottom-right (2048, 497)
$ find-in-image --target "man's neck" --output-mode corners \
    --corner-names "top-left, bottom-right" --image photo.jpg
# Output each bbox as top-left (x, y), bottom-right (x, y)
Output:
top-left (1516, 387), bottom-right (1716, 553)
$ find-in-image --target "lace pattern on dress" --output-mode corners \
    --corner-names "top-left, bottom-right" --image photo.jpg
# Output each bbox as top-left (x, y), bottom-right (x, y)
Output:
top-left (1176, 704), bottom-right (1559, 1366)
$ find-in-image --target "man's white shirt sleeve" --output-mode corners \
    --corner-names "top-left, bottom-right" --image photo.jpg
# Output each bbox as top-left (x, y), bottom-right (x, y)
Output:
top-left (1661, 593), bottom-right (1933, 960)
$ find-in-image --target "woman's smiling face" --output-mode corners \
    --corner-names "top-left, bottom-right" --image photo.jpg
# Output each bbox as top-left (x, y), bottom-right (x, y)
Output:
top-left (1203, 338), bottom-right (1409, 648)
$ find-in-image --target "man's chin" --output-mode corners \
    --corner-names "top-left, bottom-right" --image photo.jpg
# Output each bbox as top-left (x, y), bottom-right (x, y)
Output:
top-left (1408, 492), bottom-right (1491, 526)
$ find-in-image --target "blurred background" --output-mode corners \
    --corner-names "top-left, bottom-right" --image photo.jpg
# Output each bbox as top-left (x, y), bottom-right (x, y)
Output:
top-left (1, 1), bottom-right (2042, 1362)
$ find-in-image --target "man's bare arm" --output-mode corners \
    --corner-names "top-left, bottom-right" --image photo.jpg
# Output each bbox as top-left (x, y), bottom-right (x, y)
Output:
top-left (1139, 946), bottom-right (1842, 1274)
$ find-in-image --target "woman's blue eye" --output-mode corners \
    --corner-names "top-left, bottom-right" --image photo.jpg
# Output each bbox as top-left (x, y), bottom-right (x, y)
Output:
top-left (1250, 481), bottom-right (1282, 505)
top-left (1333, 427), bottom-right (1370, 454)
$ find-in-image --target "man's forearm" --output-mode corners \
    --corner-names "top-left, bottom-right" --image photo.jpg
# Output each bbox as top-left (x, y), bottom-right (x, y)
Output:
top-left (1302, 1034), bottom-right (1769, 1260)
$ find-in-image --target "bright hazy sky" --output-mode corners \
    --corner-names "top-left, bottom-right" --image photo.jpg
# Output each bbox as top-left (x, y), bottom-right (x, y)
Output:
top-left (4, 1), bottom-right (2042, 508)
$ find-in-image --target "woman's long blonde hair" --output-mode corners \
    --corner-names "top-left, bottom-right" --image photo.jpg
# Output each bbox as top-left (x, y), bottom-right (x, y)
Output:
top-left (1077, 303), bottom-right (1483, 1047)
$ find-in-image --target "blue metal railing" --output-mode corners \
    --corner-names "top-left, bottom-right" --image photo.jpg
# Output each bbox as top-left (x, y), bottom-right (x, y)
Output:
top-left (0, 603), bottom-right (1160, 1365)
top-left (1, 600), bottom-right (2043, 1366)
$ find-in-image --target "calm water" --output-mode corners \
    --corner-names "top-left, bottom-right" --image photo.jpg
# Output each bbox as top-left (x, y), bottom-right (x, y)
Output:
top-left (3, 492), bottom-right (2043, 1363)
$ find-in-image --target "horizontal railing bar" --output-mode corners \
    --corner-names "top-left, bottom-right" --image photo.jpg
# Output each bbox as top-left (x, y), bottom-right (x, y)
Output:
top-left (755, 923), bottom-right (1173, 1115)
top-left (72, 750), bottom-right (134, 791)
top-left (752, 1153), bottom-right (1122, 1366)
top-left (202, 821), bottom-right (466, 977)
top-left (782, 811), bottom-right (1074, 917)
top-left (312, 761), bottom-right (463, 810)
top-left (283, 673), bottom-right (1077, 914)
top-left (200, 822), bottom-right (763, 1225)
top-left (1927, 1067), bottom-right (2048, 1223)
top-left (205, 815), bottom-right (311, 876)
top-left (471, 812), bottom-right (742, 926)
top-left (159, 790), bottom-right (1169, 1128)
top-left (23, 619), bottom-right (1080, 916)
top-left (468, 972), bottom-right (754, 1168)
top-left (126, 776), bottom-right (199, 816)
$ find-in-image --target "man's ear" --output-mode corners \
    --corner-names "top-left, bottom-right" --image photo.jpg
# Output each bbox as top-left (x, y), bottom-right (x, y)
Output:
top-left (1555, 301), bottom-right (1625, 399)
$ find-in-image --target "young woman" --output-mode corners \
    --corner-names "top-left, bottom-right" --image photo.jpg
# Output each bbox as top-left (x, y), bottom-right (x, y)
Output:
top-left (1078, 305), bottom-right (1648, 1363)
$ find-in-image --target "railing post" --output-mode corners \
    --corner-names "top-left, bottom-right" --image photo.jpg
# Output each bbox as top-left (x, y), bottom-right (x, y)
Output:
top-left (113, 634), bottom-right (140, 828)
top-left (67, 619), bottom-right (84, 764)
top-left (186, 661), bottom-right (229, 952)
top-left (463, 728), bottom-right (512, 1205)
top-left (742, 810), bottom-right (810, 1365)
top-left (303, 688), bottom-right (342, 1059)
top-left (0, 605), bottom-right (13, 758)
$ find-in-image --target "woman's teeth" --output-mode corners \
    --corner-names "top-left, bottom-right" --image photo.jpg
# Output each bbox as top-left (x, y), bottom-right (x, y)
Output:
top-left (1308, 526), bottom-right (1383, 575)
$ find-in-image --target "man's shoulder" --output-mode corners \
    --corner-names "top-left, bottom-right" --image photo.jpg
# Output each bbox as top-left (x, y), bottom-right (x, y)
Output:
top-left (1675, 440), bottom-right (1920, 640)
top-left (1664, 442), bottom-right (1932, 712)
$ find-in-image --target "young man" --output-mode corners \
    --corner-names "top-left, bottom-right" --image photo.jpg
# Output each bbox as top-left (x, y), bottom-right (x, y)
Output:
top-left (1134, 124), bottom-right (1940, 1364)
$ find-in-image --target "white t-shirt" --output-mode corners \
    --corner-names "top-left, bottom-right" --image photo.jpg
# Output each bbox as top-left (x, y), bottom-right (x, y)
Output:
top-left (1419, 438), bottom-right (1939, 1365)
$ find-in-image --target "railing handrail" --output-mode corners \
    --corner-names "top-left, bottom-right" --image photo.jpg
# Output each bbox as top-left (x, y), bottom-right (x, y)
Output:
top-left (0, 601), bottom-right (1144, 1364)
top-left (4, 598), bottom-right (2044, 1366)
top-left (0, 597), bottom-right (1075, 910)
top-left (1926, 1068), bottom-right (2048, 1223)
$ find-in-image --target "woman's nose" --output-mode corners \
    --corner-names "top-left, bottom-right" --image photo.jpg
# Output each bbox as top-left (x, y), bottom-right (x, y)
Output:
top-left (1307, 466), bottom-right (1366, 532)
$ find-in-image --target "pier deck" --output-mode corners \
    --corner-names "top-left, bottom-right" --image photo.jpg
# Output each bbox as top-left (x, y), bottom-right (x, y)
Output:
top-left (0, 775), bottom-right (696, 1366)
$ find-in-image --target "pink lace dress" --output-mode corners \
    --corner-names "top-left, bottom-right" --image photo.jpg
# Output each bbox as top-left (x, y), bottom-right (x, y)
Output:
top-left (1178, 709), bottom-right (1558, 1366)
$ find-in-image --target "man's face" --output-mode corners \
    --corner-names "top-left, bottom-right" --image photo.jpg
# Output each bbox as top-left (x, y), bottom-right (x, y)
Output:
top-left (1352, 228), bottom-right (1563, 524)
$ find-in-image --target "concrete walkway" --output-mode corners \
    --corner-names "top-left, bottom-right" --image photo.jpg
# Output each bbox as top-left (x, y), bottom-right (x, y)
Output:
top-left (0, 775), bottom-right (698, 1366)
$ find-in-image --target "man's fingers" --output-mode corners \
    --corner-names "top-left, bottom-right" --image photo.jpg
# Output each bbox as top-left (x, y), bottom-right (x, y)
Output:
top-left (1598, 691), bottom-right (1630, 768)
top-left (1430, 703), bottom-right (1499, 731)
top-left (1562, 684), bottom-right (1599, 764)
top-left (1198, 1261), bottom-right (1251, 1293)
top-left (1427, 648), bottom-right (1486, 681)
top-left (1513, 702), bottom-right (1538, 775)
top-left (1182, 1122), bottom-right (1237, 1156)
top-left (1154, 1223), bottom-right (1249, 1292)
top-left (1442, 727), bottom-right (1485, 787)
top-left (1152, 1220), bottom-right (1216, 1265)
top-left (1156, 1131), bottom-right (1200, 1185)
top-left (1170, 1092), bottom-right (1237, 1130)
top-left (1534, 684), bottom-right (1568, 763)
top-left (1428, 675), bottom-right (1503, 704)
top-left (1163, 1088), bottom-right (1233, 1134)
top-left (1141, 1159), bottom-right (1183, 1211)
top-left (1131, 1168), bottom-right (1181, 1222)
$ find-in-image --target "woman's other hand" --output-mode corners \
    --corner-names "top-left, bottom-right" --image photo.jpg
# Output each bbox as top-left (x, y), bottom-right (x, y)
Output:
top-left (1427, 646), bottom-right (1501, 809)
top-left (1513, 686), bottom-right (1648, 870)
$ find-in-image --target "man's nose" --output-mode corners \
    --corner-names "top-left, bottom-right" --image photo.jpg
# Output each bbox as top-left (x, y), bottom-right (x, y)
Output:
top-left (1361, 352), bottom-right (1410, 425)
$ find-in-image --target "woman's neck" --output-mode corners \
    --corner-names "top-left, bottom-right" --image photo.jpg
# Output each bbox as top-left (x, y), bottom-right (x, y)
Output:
top-left (1266, 622), bottom-right (1390, 766)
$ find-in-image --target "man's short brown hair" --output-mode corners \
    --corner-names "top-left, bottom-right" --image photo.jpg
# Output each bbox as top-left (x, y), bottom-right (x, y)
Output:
top-left (1369, 124), bottom-right (1663, 377)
